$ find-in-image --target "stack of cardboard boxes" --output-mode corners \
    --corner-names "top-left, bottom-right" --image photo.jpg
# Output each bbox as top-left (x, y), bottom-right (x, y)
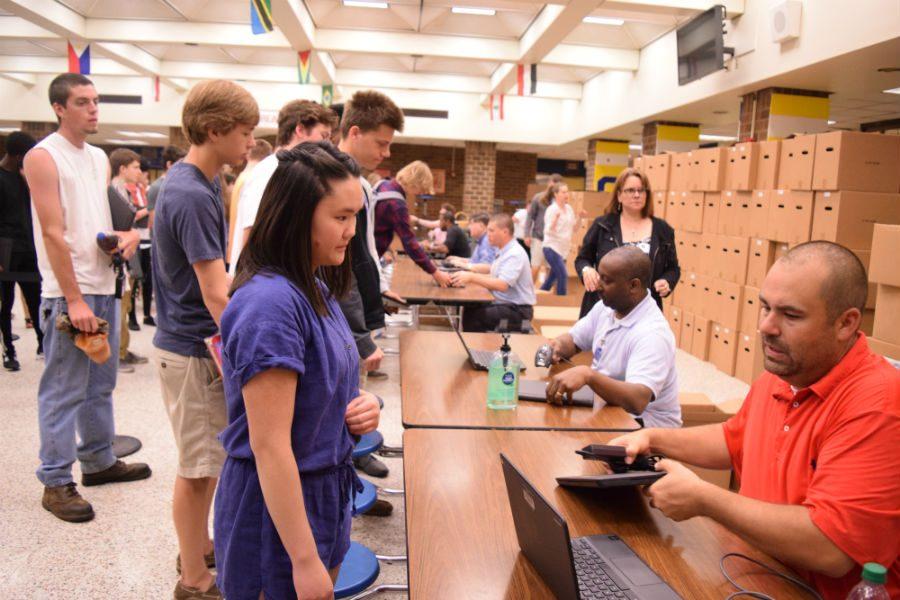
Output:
top-left (565, 191), bottom-right (611, 277)
top-left (869, 224), bottom-right (900, 363)
top-left (658, 131), bottom-right (900, 384)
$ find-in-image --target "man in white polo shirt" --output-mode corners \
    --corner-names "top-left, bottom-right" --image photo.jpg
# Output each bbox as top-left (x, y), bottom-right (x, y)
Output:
top-left (545, 246), bottom-right (680, 428)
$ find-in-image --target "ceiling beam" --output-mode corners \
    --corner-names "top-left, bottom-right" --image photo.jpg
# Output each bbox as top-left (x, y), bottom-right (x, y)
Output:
top-left (601, 0), bottom-right (744, 18)
top-left (0, 16), bottom-right (633, 71)
top-left (0, 1), bottom-right (186, 92)
top-left (0, 72), bottom-right (37, 87)
top-left (270, 0), bottom-right (336, 86)
top-left (490, 0), bottom-right (600, 97)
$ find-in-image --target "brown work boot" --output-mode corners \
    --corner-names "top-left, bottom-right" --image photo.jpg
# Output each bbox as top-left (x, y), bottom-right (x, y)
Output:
top-left (42, 483), bottom-right (95, 523)
top-left (176, 547), bottom-right (216, 574)
top-left (82, 460), bottom-right (152, 487)
top-left (174, 580), bottom-right (222, 599)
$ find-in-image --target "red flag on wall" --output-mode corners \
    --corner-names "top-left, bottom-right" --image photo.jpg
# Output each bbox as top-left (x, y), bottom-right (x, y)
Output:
top-left (489, 94), bottom-right (504, 121)
top-left (516, 64), bottom-right (524, 96)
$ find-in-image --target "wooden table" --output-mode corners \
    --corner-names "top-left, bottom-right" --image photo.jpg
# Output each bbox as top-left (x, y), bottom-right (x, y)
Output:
top-left (404, 428), bottom-right (807, 600)
top-left (389, 256), bottom-right (494, 306)
top-left (400, 331), bottom-right (639, 431)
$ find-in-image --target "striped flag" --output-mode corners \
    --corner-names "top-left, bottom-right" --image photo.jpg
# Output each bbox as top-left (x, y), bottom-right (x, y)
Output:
top-left (67, 42), bottom-right (90, 75)
top-left (516, 64), bottom-right (524, 96)
top-left (489, 94), bottom-right (504, 121)
top-left (298, 50), bottom-right (311, 84)
top-left (250, 0), bottom-right (273, 34)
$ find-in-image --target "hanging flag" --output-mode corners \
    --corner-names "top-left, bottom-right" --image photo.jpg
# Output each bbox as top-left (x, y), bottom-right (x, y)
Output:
top-left (154, 76), bottom-right (160, 102)
top-left (321, 84), bottom-right (334, 107)
top-left (298, 50), bottom-right (311, 84)
top-left (516, 64), bottom-right (525, 96)
top-left (67, 42), bottom-right (91, 75)
top-left (530, 64), bottom-right (537, 95)
top-left (489, 94), bottom-right (504, 121)
top-left (250, 0), bottom-right (273, 34)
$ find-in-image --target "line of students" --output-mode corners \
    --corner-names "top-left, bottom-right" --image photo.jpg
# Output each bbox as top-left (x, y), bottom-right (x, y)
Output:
top-left (19, 72), bottom-right (900, 600)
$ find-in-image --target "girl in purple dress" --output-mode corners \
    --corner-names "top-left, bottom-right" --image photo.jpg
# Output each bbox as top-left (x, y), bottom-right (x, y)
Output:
top-left (215, 141), bottom-right (381, 599)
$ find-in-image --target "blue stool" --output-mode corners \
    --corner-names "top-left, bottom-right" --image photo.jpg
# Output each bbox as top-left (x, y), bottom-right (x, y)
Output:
top-left (353, 431), bottom-right (384, 459)
top-left (334, 542), bottom-right (380, 598)
top-left (353, 479), bottom-right (378, 514)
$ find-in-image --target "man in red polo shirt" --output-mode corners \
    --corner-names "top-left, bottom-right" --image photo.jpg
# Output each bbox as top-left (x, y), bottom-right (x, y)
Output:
top-left (610, 241), bottom-right (900, 599)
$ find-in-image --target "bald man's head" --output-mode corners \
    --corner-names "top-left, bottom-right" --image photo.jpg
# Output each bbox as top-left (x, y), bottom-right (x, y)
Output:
top-left (596, 246), bottom-right (651, 314)
top-left (780, 241), bottom-right (867, 321)
top-left (602, 246), bottom-right (652, 288)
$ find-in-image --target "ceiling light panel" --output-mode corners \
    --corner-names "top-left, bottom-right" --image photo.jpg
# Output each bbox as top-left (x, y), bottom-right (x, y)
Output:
top-left (583, 16), bottom-right (625, 26)
top-left (452, 6), bottom-right (496, 16)
top-left (343, 0), bottom-right (389, 8)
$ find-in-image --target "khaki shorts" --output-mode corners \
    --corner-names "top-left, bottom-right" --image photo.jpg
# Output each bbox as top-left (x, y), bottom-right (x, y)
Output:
top-left (530, 238), bottom-right (547, 269)
top-left (155, 348), bottom-right (227, 479)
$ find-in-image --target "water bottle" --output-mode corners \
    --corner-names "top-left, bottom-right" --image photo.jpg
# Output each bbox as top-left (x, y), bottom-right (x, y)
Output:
top-left (487, 334), bottom-right (520, 410)
top-left (846, 563), bottom-right (889, 599)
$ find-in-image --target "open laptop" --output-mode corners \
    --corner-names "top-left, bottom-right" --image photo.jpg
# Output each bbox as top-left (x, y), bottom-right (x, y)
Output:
top-left (501, 454), bottom-right (680, 600)
top-left (518, 379), bottom-right (594, 407)
top-left (442, 306), bottom-right (524, 371)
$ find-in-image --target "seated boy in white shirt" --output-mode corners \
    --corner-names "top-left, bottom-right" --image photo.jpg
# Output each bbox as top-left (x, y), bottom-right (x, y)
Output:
top-left (545, 246), bottom-right (681, 428)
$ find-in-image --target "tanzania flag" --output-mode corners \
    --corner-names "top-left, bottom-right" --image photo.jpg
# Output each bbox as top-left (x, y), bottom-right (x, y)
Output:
top-left (67, 42), bottom-right (90, 75)
top-left (250, 0), bottom-right (273, 34)
top-left (298, 50), bottom-right (311, 84)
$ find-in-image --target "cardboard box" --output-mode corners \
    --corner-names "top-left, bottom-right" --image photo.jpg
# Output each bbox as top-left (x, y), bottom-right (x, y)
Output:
top-left (870, 224), bottom-right (900, 287)
top-left (732, 191), bottom-right (754, 237)
top-left (746, 239), bottom-right (784, 288)
top-left (740, 286), bottom-right (761, 334)
top-left (682, 272), bottom-right (699, 311)
top-left (717, 235), bottom-right (750, 285)
top-left (666, 190), bottom-right (682, 230)
top-left (678, 392), bottom-right (736, 488)
top-left (714, 279), bottom-right (744, 330)
top-left (767, 190), bottom-right (814, 244)
top-left (748, 190), bottom-right (771, 239)
top-left (735, 331), bottom-right (765, 385)
top-left (812, 131), bottom-right (900, 192)
top-left (646, 154), bottom-right (672, 191)
top-left (811, 191), bottom-right (900, 250)
top-left (690, 316), bottom-right (711, 361)
top-left (665, 305), bottom-right (683, 346)
top-left (852, 250), bottom-right (878, 310)
top-left (709, 323), bottom-right (739, 376)
top-left (699, 147), bottom-right (727, 191)
top-left (699, 233), bottom-right (719, 277)
top-left (652, 190), bottom-right (667, 219)
top-left (696, 274), bottom-right (715, 320)
top-left (633, 156), bottom-right (644, 172)
top-left (725, 142), bottom-right (759, 191)
top-left (686, 150), bottom-right (704, 191)
top-left (669, 153), bottom-right (691, 190)
top-left (716, 191), bottom-right (739, 236)
top-left (755, 140), bottom-right (781, 190)
top-left (702, 192), bottom-right (720, 234)
top-left (680, 311), bottom-right (695, 352)
top-left (868, 337), bottom-right (900, 361)
top-left (873, 285), bottom-right (900, 345)
top-left (675, 233), bottom-right (691, 272)
top-left (777, 135), bottom-right (817, 190)
top-left (681, 191), bottom-right (705, 233)
top-left (862, 308), bottom-right (875, 337)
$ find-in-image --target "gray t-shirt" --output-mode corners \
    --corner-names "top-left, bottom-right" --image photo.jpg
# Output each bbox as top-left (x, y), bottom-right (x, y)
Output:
top-left (146, 174), bottom-right (165, 211)
top-left (151, 162), bottom-right (226, 357)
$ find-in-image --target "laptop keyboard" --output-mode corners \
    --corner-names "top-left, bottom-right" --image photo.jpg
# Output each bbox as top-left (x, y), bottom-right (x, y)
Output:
top-left (471, 349), bottom-right (496, 367)
top-left (572, 538), bottom-right (633, 599)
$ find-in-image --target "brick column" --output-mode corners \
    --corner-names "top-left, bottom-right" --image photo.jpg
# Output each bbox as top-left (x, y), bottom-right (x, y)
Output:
top-left (169, 125), bottom-right (189, 149)
top-left (584, 139), bottom-right (598, 191)
top-left (641, 121), bottom-right (699, 155)
top-left (738, 87), bottom-right (830, 141)
top-left (463, 141), bottom-right (496, 215)
top-left (21, 121), bottom-right (58, 141)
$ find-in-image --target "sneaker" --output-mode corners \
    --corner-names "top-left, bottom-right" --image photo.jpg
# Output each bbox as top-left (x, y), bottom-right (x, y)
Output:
top-left (367, 370), bottom-right (389, 380)
top-left (176, 547), bottom-right (216, 575)
top-left (143, 316), bottom-right (156, 327)
top-left (364, 498), bottom-right (394, 517)
top-left (354, 454), bottom-right (389, 478)
top-left (173, 581), bottom-right (222, 600)
top-left (82, 459), bottom-right (152, 487)
top-left (128, 318), bottom-right (141, 332)
top-left (42, 483), bottom-right (94, 523)
top-left (36, 348), bottom-right (44, 360)
top-left (122, 350), bottom-right (149, 365)
top-left (3, 351), bottom-right (20, 371)
top-left (118, 362), bottom-right (135, 374)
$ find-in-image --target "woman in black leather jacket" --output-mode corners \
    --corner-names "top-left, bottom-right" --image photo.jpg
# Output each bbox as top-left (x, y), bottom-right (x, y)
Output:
top-left (575, 168), bottom-right (680, 317)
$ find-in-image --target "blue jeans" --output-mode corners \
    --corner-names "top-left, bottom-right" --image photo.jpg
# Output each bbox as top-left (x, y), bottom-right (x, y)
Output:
top-left (36, 295), bottom-right (119, 487)
top-left (540, 247), bottom-right (568, 296)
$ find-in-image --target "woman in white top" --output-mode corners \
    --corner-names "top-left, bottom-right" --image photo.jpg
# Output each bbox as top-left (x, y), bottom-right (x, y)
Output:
top-left (540, 183), bottom-right (582, 296)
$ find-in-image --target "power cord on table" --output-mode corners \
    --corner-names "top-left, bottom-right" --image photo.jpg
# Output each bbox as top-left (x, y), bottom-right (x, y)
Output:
top-left (720, 553), bottom-right (822, 600)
